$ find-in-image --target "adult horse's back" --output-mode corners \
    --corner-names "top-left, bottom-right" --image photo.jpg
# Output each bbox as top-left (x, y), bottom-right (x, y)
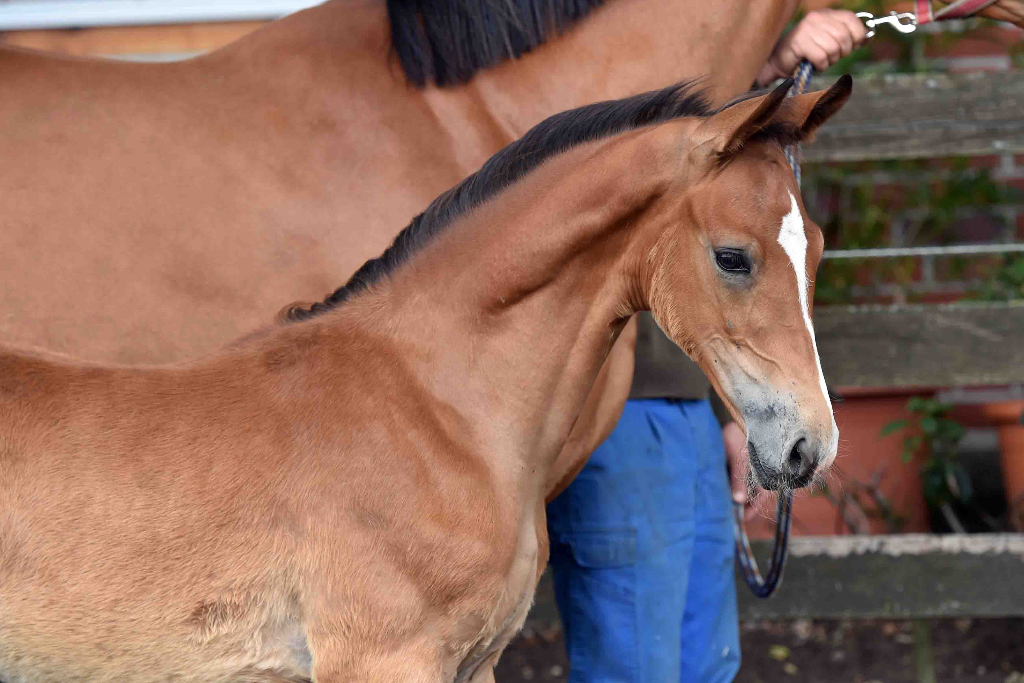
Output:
top-left (0, 0), bottom-right (798, 364)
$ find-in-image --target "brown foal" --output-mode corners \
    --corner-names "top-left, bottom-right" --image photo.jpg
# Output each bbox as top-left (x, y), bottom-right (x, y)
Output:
top-left (0, 77), bottom-right (850, 682)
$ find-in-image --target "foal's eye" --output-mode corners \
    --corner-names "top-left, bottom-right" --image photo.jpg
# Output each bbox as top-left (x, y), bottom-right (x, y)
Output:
top-left (714, 249), bottom-right (751, 274)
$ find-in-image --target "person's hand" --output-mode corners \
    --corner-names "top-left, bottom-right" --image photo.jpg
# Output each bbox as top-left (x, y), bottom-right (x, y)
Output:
top-left (722, 421), bottom-right (767, 521)
top-left (974, 0), bottom-right (1024, 29)
top-left (756, 9), bottom-right (869, 87)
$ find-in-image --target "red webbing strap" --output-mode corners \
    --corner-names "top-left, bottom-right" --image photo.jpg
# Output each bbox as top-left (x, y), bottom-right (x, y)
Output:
top-left (916, 0), bottom-right (936, 23)
top-left (917, 0), bottom-right (1000, 24)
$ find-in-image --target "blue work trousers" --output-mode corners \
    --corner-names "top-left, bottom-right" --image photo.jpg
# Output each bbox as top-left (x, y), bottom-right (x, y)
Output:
top-left (546, 399), bottom-right (740, 683)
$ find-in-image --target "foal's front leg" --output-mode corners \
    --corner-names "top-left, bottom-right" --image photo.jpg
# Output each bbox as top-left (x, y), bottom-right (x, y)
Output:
top-left (309, 642), bottom-right (449, 683)
top-left (307, 612), bottom-right (450, 683)
top-left (472, 671), bottom-right (496, 683)
top-left (466, 651), bottom-right (501, 683)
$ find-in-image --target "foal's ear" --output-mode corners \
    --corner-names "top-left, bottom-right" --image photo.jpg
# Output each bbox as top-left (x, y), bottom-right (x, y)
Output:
top-left (697, 75), bottom-right (853, 164)
top-left (702, 78), bottom-right (794, 158)
top-left (784, 74), bottom-right (853, 140)
top-left (704, 78), bottom-right (790, 157)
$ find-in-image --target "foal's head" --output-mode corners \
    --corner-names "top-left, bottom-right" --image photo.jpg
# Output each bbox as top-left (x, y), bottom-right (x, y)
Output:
top-left (645, 77), bottom-right (851, 491)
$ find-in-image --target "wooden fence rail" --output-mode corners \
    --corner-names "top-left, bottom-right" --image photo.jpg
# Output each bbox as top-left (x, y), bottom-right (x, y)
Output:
top-left (525, 534), bottom-right (1024, 626)
top-left (736, 534), bottom-right (1024, 620)
top-left (804, 71), bottom-right (1024, 161)
top-left (817, 302), bottom-right (1024, 388)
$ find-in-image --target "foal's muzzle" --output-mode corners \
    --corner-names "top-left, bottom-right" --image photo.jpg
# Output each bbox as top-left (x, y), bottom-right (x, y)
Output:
top-left (748, 435), bottom-right (823, 491)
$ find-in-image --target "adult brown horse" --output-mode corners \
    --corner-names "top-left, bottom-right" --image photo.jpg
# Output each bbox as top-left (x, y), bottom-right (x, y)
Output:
top-left (0, 0), bottom-right (804, 365)
top-left (0, 76), bottom-right (849, 683)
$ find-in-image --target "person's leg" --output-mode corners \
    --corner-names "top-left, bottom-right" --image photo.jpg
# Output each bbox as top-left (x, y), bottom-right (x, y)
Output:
top-left (677, 400), bottom-right (742, 683)
top-left (546, 398), bottom-right (699, 683)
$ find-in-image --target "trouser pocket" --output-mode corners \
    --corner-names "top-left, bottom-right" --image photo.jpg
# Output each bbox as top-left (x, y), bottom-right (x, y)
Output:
top-left (549, 527), bottom-right (639, 682)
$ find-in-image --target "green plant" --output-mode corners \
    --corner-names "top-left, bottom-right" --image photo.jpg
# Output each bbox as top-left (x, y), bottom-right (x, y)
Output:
top-left (882, 396), bottom-right (972, 531)
top-left (814, 471), bottom-right (908, 534)
top-left (809, 159), bottom-right (1015, 305)
top-left (1012, 38), bottom-right (1024, 70)
top-left (972, 254), bottom-right (1024, 301)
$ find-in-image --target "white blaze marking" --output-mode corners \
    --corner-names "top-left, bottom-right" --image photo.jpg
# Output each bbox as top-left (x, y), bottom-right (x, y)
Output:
top-left (777, 192), bottom-right (838, 457)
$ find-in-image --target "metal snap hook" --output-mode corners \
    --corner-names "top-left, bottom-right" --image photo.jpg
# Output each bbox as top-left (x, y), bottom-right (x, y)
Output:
top-left (856, 10), bottom-right (918, 39)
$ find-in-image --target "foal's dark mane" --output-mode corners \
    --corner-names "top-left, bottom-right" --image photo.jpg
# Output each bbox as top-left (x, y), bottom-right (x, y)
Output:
top-left (387, 0), bottom-right (607, 87)
top-left (284, 81), bottom-right (800, 323)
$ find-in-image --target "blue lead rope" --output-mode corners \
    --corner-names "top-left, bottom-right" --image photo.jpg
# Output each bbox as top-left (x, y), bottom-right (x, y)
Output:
top-left (733, 490), bottom-right (794, 598)
top-left (737, 8), bottom-right (927, 598)
top-left (784, 60), bottom-right (815, 188)
top-left (732, 59), bottom-right (812, 600)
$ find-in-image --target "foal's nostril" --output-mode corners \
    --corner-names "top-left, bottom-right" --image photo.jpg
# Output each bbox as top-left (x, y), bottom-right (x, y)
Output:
top-left (786, 439), bottom-right (804, 472)
top-left (783, 437), bottom-right (817, 487)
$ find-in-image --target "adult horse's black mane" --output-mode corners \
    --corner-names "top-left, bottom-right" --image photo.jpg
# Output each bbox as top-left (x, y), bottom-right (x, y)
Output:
top-left (387, 0), bottom-right (606, 87)
top-left (284, 79), bottom-right (807, 324)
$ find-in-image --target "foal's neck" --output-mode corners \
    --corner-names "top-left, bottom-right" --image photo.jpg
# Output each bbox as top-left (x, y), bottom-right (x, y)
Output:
top-left (369, 131), bottom-right (676, 477)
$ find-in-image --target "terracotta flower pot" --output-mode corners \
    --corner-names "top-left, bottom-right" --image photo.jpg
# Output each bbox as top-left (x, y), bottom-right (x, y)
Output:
top-left (950, 399), bottom-right (1024, 530)
top-left (983, 401), bottom-right (1024, 531)
top-left (950, 399), bottom-right (1024, 428)
top-left (745, 390), bottom-right (931, 538)
top-left (999, 425), bottom-right (1024, 530)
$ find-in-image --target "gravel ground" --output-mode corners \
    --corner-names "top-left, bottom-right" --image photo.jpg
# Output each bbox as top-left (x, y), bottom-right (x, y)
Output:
top-left (496, 618), bottom-right (1024, 683)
